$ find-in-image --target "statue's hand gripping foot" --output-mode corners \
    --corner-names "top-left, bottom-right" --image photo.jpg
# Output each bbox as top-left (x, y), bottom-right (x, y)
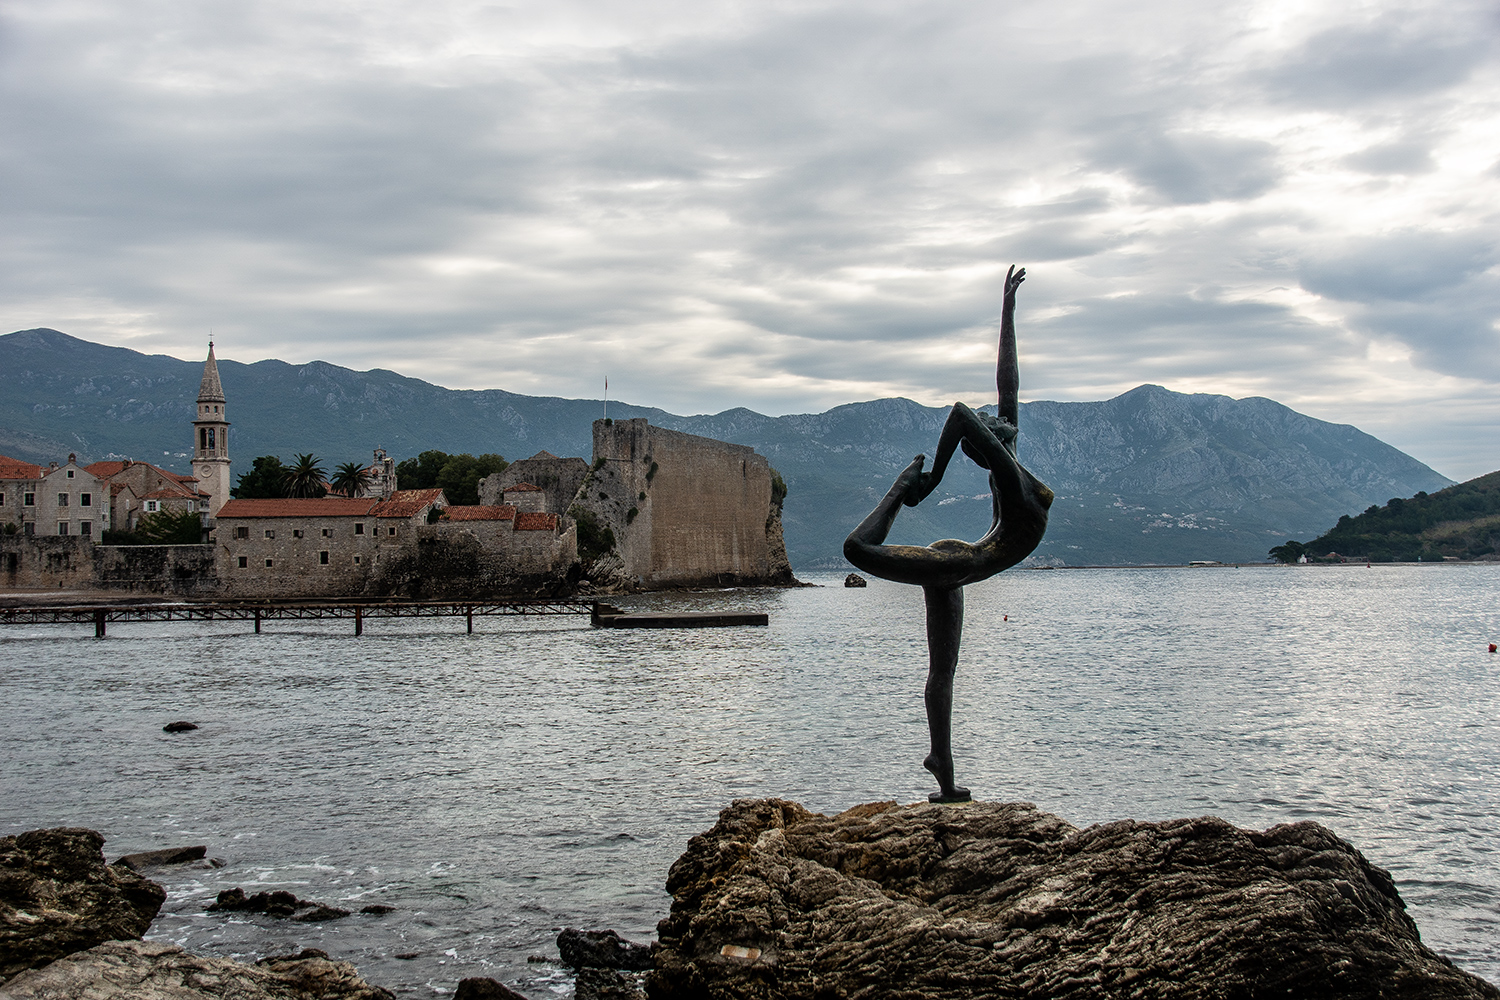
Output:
top-left (923, 753), bottom-right (971, 803)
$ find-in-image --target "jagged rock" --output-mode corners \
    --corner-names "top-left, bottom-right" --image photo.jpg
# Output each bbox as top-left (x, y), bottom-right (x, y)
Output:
top-left (0, 827), bottom-right (165, 982)
top-left (453, 976), bottom-right (531, 1000)
top-left (292, 903), bottom-right (352, 922)
top-left (114, 845), bottom-right (207, 870)
top-left (575, 967), bottom-right (647, 1000)
top-left (162, 721), bottom-right (198, 732)
top-left (0, 939), bottom-right (394, 999)
top-left (207, 887), bottom-right (348, 921)
top-left (843, 572), bottom-right (867, 587)
top-left (359, 904), bottom-right (395, 915)
top-left (557, 928), bottom-right (652, 971)
top-left (650, 798), bottom-right (1500, 1000)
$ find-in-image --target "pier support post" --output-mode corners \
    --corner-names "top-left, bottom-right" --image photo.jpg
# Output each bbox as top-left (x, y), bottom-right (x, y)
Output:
top-left (355, 606), bottom-right (363, 637)
top-left (94, 608), bottom-right (106, 639)
top-left (254, 609), bottom-right (261, 634)
top-left (467, 606), bottom-right (473, 634)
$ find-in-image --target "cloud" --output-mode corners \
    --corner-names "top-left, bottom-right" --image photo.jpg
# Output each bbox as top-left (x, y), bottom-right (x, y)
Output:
top-left (1, 0), bottom-right (1499, 479)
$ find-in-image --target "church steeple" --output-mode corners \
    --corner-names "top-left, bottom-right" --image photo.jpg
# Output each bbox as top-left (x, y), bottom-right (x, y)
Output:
top-left (198, 343), bottom-right (226, 403)
top-left (192, 342), bottom-right (231, 517)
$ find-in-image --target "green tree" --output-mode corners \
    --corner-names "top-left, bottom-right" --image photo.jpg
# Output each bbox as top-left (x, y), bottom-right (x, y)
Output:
top-left (1268, 540), bottom-right (1306, 564)
top-left (232, 456), bottom-right (287, 499)
top-left (331, 461), bottom-right (373, 497)
top-left (395, 450), bottom-right (507, 504)
top-left (134, 508), bottom-right (205, 544)
top-left (282, 453), bottom-right (328, 499)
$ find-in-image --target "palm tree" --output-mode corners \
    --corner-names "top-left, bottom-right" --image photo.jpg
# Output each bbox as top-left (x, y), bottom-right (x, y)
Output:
top-left (331, 461), bottom-right (373, 498)
top-left (282, 453), bottom-right (328, 498)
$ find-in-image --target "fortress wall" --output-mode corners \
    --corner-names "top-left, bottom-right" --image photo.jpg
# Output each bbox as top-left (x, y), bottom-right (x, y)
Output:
top-left (0, 536), bottom-right (99, 590)
top-left (591, 418), bottom-right (773, 587)
top-left (479, 455), bottom-right (590, 515)
top-left (94, 544), bottom-right (219, 596)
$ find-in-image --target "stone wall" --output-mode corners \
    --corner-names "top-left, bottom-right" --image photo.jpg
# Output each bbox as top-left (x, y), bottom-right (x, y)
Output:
top-left (0, 536), bottom-right (98, 590)
top-left (479, 453), bottom-right (590, 515)
top-left (584, 419), bottom-right (792, 588)
top-left (0, 537), bottom-right (218, 595)
top-left (371, 520), bottom-right (579, 597)
top-left (94, 545), bottom-right (219, 596)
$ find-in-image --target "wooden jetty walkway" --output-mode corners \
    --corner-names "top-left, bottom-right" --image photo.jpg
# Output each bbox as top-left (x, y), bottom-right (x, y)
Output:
top-left (0, 598), bottom-right (768, 637)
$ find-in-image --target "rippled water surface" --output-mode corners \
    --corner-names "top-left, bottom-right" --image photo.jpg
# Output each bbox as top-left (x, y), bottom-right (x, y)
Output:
top-left (3, 564), bottom-right (1499, 994)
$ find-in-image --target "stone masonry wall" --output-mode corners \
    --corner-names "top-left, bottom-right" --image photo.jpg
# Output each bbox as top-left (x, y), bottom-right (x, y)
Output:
top-left (587, 418), bottom-right (785, 588)
top-left (479, 455), bottom-right (590, 515)
top-left (0, 536), bottom-right (98, 590)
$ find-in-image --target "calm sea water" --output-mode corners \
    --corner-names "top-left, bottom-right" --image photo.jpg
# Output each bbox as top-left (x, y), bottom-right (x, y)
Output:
top-left (2, 565), bottom-right (1498, 995)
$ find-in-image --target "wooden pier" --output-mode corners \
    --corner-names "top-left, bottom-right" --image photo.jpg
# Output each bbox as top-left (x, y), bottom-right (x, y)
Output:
top-left (0, 598), bottom-right (768, 637)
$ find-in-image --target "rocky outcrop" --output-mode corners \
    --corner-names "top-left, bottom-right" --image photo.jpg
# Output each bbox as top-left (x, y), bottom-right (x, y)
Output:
top-left (650, 798), bottom-right (1500, 1000)
top-left (0, 940), bottom-right (394, 999)
top-left (557, 928), bottom-right (652, 971)
top-left (0, 827), bottom-right (165, 982)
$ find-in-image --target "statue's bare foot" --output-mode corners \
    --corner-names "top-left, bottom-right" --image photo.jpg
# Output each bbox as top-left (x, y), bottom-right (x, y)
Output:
top-left (923, 753), bottom-right (971, 803)
top-left (899, 455), bottom-right (935, 507)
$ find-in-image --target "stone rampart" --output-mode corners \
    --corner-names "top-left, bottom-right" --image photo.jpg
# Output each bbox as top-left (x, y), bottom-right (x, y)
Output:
top-left (479, 453), bottom-right (590, 515)
top-left (585, 419), bottom-right (791, 588)
top-left (0, 536), bottom-right (98, 591)
top-left (94, 544), bottom-right (219, 596)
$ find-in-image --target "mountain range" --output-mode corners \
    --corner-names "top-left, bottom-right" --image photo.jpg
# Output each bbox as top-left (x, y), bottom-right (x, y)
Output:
top-left (0, 328), bottom-right (1453, 568)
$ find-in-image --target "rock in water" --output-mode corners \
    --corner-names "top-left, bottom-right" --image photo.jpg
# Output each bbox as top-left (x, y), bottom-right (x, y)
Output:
top-left (0, 827), bottom-right (165, 982)
top-left (0, 940), bottom-right (394, 999)
top-left (114, 845), bottom-right (208, 870)
top-left (557, 928), bottom-right (652, 970)
top-left (843, 572), bottom-right (867, 587)
top-left (454, 976), bottom-right (532, 1000)
top-left (650, 798), bottom-right (1500, 1000)
top-left (162, 721), bottom-right (198, 732)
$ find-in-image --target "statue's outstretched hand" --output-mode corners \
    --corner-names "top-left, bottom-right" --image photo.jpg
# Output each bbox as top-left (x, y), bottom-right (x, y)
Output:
top-left (1004, 265), bottom-right (1026, 302)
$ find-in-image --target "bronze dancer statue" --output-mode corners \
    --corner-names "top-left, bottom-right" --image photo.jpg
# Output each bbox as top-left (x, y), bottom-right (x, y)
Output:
top-left (844, 266), bottom-right (1052, 802)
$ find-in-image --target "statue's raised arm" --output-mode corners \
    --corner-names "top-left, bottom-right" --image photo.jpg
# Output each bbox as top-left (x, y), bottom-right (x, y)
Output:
top-left (842, 264), bottom-right (1051, 802)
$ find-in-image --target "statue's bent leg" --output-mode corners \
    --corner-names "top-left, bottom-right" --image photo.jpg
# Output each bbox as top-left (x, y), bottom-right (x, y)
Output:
top-left (922, 584), bottom-right (970, 803)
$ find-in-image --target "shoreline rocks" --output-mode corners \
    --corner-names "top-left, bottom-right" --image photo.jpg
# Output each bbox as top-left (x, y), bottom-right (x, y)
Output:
top-left (0, 940), bottom-right (395, 999)
top-left (114, 845), bottom-right (207, 871)
top-left (650, 797), bottom-right (1500, 999)
top-left (0, 827), bottom-right (165, 981)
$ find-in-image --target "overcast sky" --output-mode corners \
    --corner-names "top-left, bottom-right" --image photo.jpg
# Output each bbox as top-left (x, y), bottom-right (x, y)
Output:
top-left (3, 0), bottom-right (1497, 479)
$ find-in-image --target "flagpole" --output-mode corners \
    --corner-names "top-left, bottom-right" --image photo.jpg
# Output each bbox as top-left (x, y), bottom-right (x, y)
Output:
top-left (604, 377), bottom-right (608, 421)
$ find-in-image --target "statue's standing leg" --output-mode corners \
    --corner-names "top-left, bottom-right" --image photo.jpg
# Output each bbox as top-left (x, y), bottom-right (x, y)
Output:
top-left (922, 584), bottom-right (971, 803)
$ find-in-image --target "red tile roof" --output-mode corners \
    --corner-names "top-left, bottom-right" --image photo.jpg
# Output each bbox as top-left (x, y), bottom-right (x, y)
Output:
top-left (217, 498), bottom-right (380, 518)
top-left (504, 482), bottom-right (542, 492)
top-left (0, 455), bottom-right (43, 479)
top-left (84, 460), bottom-right (130, 478)
top-left (441, 505), bottom-right (517, 522)
top-left (515, 512), bottom-right (558, 531)
top-left (389, 488), bottom-right (446, 505)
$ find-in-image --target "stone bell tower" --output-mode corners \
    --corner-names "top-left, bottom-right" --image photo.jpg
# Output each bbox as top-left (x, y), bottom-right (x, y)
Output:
top-left (192, 342), bottom-right (231, 516)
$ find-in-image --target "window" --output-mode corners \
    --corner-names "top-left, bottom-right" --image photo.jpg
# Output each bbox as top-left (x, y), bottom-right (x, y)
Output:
top-left (265, 559), bottom-right (274, 567)
top-left (23, 522), bottom-right (34, 536)
top-left (235, 526), bottom-right (249, 539)
top-left (264, 529), bottom-right (275, 539)
top-left (80, 493), bottom-right (92, 507)
top-left (0, 492), bottom-right (5, 506)
top-left (354, 522), bottom-right (365, 535)
top-left (66, 470), bottom-right (75, 479)
top-left (57, 493), bottom-right (69, 507)
top-left (80, 521), bottom-right (91, 537)
top-left (58, 522), bottom-right (69, 535)
top-left (23, 492), bottom-right (35, 507)
top-left (353, 555), bottom-right (361, 565)
top-left (293, 529), bottom-right (304, 539)
top-left (319, 551), bottom-right (330, 565)
top-left (388, 526), bottom-right (396, 536)
top-left (321, 528), bottom-right (331, 537)
top-left (238, 556), bottom-right (248, 568)
top-left (145, 500), bottom-right (159, 512)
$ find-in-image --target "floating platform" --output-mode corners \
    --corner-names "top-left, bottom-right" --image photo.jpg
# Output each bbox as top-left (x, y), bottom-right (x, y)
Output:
top-left (590, 604), bottom-right (768, 629)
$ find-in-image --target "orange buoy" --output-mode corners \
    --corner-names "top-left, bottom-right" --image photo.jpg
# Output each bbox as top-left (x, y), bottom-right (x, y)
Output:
top-left (1491, 643), bottom-right (1497, 654)
top-left (1003, 614), bottom-right (1008, 621)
